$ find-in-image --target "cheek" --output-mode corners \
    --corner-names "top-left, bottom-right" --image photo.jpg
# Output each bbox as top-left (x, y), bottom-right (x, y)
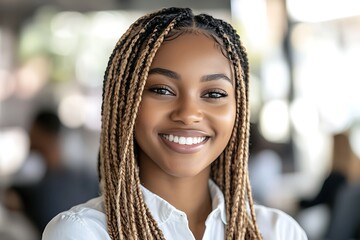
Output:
top-left (135, 100), bottom-right (166, 136)
top-left (213, 103), bottom-right (236, 136)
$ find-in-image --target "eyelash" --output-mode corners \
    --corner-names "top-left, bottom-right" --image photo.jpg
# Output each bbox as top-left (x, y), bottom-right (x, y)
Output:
top-left (202, 89), bottom-right (228, 99)
top-left (148, 86), bottom-right (228, 99)
top-left (148, 86), bottom-right (175, 96)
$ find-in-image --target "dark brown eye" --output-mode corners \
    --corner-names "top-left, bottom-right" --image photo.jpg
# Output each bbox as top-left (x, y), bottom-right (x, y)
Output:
top-left (149, 86), bottom-right (175, 96)
top-left (202, 90), bottom-right (228, 99)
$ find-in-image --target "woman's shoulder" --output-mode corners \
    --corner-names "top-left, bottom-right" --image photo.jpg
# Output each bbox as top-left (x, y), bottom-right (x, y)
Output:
top-left (254, 205), bottom-right (308, 240)
top-left (42, 196), bottom-right (109, 240)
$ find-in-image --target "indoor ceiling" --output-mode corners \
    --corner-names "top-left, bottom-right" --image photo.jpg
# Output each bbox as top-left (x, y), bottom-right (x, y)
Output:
top-left (0, 0), bottom-right (230, 16)
top-left (0, 0), bottom-right (230, 26)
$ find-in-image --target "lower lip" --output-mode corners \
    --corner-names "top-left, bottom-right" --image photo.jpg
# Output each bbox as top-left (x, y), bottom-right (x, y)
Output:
top-left (159, 135), bottom-right (209, 154)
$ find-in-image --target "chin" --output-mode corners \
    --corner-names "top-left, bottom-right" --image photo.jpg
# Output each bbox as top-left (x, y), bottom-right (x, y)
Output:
top-left (162, 164), bottom-right (209, 178)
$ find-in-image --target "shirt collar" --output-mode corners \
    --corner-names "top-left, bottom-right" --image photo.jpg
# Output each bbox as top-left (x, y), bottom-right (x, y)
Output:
top-left (140, 179), bottom-right (227, 225)
top-left (208, 179), bottom-right (227, 224)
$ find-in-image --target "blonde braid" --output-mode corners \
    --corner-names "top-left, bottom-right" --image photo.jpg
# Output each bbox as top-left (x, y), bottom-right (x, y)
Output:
top-left (195, 14), bottom-right (262, 239)
top-left (101, 8), bottom-right (192, 239)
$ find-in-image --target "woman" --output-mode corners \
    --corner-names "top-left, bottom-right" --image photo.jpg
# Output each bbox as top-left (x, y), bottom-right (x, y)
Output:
top-left (43, 7), bottom-right (307, 239)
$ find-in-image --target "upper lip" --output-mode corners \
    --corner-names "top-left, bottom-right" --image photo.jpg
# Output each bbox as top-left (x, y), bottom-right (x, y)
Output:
top-left (159, 129), bottom-right (210, 137)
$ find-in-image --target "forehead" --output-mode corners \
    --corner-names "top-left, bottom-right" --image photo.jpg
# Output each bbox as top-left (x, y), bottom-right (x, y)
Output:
top-left (150, 32), bottom-right (231, 75)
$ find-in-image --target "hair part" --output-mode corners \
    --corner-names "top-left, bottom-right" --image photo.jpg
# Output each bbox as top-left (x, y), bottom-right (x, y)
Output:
top-left (100, 7), bottom-right (262, 239)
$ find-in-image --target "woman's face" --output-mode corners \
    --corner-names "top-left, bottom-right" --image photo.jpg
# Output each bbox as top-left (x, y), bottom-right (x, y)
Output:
top-left (135, 32), bottom-right (236, 179)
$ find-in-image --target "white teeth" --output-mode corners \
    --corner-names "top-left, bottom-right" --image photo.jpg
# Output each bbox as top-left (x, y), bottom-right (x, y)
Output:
top-left (179, 137), bottom-right (186, 144)
top-left (162, 134), bottom-right (206, 145)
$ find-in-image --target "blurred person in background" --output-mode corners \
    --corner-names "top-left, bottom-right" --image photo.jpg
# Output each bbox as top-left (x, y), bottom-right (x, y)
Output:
top-left (325, 132), bottom-right (360, 239)
top-left (4, 109), bottom-right (100, 236)
top-left (298, 133), bottom-right (352, 239)
top-left (299, 134), bottom-right (348, 211)
top-left (326, 183), bottom-right (360, 239)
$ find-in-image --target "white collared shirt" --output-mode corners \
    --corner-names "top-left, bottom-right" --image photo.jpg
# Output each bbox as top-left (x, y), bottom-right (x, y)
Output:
top-left (43, 180), bottom-right (308, 239)
top-left (140, 180), bottom-right (226, 240)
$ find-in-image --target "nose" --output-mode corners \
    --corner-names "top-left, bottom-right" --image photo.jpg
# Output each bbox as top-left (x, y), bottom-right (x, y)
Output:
top-left (170, 97), bottom-right (203, 125)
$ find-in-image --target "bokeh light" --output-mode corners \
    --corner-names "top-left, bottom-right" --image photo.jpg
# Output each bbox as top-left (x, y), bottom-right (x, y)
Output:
top-left (58, 93), bottom-right (86, 128)
top-left (287, 0), bottom-right (360, 22)
top-left (0, 128), bottom-right (29, 177)
top-left (50, 11), bottom-right (84, 56)
top-left (249, 74), bottom-right (261, 123)
top-left (260, 100), bottom-right (290, 143)
top-left (0, 69), bottom-right (16, 101)
top-left (261, 52), bottom-right (290, 101)
top-left (83, 96), bottom-right (101, 131)
top-left (57, 93), bottom-right (102, 130)
top-left (231, 0), bottom-right (268, 51)
top-left (350, 123), bottom-right (360, 159)
top-left (15, 56), bottom-right (50, 99)
top-left (290, 98), bottom-right (319, 136)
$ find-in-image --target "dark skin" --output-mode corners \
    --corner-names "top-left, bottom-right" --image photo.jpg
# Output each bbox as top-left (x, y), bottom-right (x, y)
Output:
top-left (140, 160), bottom-right (212, 239)
top-left (135, 32), bottom-right (236, 239)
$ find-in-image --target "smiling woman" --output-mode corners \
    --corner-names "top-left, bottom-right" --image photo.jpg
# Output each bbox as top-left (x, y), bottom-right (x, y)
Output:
top-left (136, 33), bottom-right (236, 181)
top-left (42, 7), bottom-right (308, 240)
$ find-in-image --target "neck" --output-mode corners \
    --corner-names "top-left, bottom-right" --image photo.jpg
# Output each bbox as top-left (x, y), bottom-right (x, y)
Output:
top-left (144, 174), bottom-right (211, 213)
top-left (140, 167), bottom-right (212, 239)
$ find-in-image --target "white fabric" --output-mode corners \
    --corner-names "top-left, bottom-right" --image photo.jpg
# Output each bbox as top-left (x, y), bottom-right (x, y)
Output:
top-left (42, 180), bottom-right (308, 240)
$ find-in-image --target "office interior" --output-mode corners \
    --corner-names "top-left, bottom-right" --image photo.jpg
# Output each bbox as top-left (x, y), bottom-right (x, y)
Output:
top-left (0, 0), bottom-right (359, 239)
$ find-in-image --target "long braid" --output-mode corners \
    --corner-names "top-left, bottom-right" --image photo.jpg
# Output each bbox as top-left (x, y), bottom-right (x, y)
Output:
top-left (194, 14), bottom-right (262, 239)
top-left (100, 7), bottom-right (262, 239)
top-left (101, 8), bottom-right (196, 239)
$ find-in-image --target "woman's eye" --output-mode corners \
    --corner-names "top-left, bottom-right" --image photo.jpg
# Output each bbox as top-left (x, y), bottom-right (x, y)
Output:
top-left (202, 90), bottom-right (228, 99)
top-left (149, 86), bottom-right (174, 96)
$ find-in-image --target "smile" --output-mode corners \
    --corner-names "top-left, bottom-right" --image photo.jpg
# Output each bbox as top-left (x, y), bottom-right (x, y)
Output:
top-left (161, 134), bottom-right (207, 145)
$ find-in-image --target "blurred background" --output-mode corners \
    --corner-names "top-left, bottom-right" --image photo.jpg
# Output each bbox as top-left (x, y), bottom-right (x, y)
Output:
top-left (0, 0), bottom-right (359, 239)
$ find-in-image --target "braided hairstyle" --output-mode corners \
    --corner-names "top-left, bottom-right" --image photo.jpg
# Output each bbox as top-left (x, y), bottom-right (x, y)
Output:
top-left (100, 7), bottom-right (262, 239)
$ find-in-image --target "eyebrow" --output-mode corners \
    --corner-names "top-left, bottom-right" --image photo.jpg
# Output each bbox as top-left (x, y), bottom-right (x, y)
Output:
top-left (201, 74), bottom-right (232, 85)
top-left (148, 68), bottom-right (180, 80)
top-left (148, 68), bottom-right (232, 85)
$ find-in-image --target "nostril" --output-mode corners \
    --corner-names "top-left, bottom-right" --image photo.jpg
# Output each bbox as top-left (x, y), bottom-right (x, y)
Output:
top-left (170, 109), bottom-right (203, 125)
top-left (169, 98), bottom-right (204, 124)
